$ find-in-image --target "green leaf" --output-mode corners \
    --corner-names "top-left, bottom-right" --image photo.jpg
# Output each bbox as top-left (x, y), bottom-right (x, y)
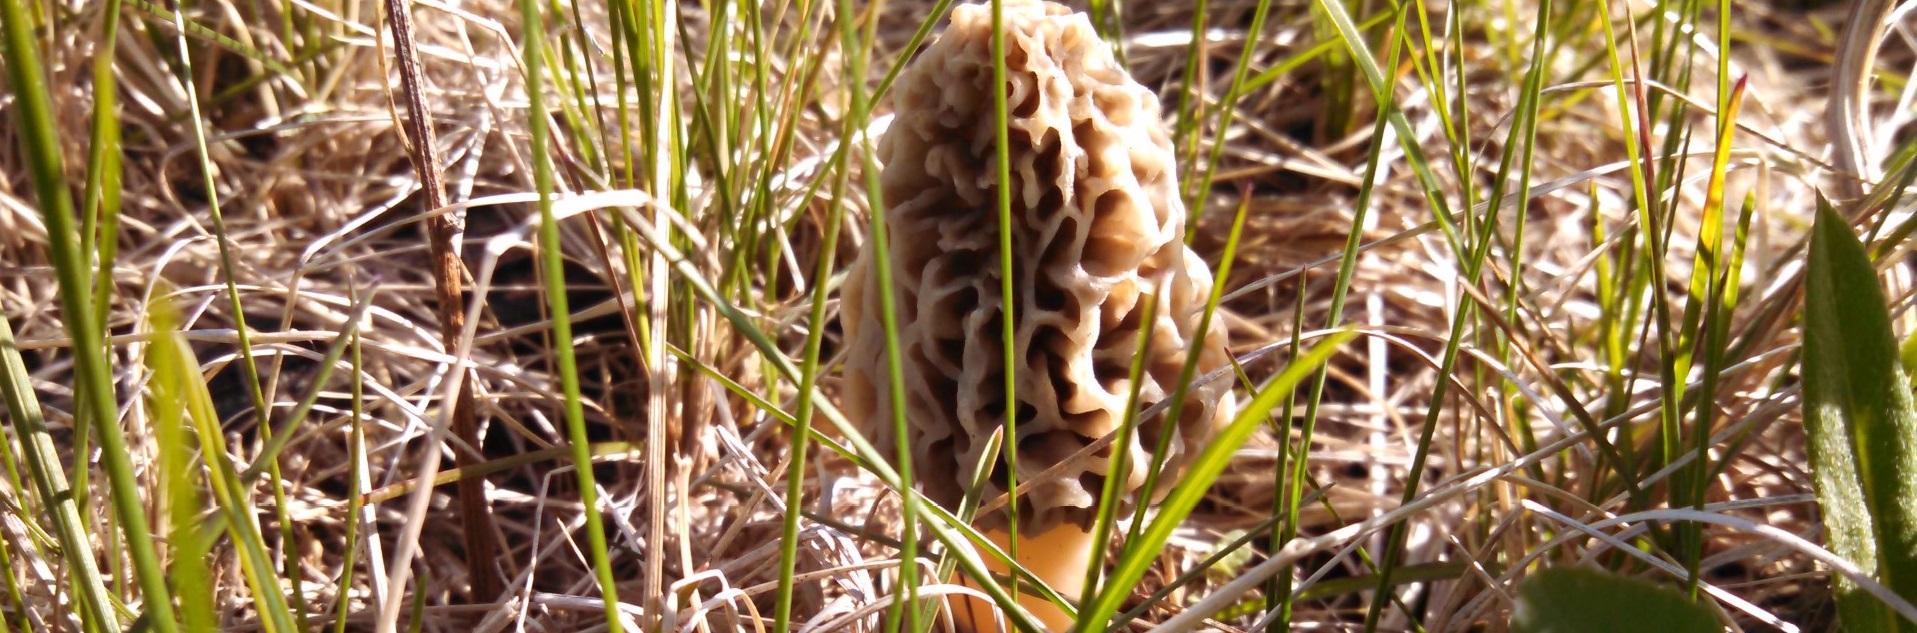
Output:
top-left (1802, 196), bottom-right (1917, 633)
top-left (1511, 568), bottom-right (1718, 633)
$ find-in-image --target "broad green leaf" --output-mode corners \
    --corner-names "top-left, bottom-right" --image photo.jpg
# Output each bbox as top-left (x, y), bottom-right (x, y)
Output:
top-left (1802, 196), bottom-right (1917, 632)
top-left (1511, 568), bottom-right (1717, 633)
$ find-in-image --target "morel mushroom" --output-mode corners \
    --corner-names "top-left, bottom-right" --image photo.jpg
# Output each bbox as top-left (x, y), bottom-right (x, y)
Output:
top-left (839, 0), bottom-right (1235, 629)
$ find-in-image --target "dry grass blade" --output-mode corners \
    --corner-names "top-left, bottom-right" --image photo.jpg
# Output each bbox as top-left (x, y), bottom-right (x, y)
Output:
top-left (380, 0), bottom-right (502, 601)
top-left (1827, 0), bottom-right (1898, 198)
top-left (4, 0), bottom-right (1913, 630)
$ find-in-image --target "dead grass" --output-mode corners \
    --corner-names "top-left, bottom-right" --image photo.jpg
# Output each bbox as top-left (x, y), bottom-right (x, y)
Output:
top-left (3, 0), bottom-right (1916, 630)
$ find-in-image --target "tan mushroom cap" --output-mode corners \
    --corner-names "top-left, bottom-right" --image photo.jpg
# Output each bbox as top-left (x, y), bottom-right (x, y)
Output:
top-left (841, 0), bottom-right (1234, 534)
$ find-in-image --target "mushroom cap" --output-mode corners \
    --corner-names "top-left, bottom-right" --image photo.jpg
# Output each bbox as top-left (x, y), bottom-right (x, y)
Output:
top-left (840, 0), bottom-right (1235, 534)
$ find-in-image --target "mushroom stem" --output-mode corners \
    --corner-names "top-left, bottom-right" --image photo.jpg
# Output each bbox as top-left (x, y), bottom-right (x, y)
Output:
top-left (954, 524), bottom-right (1096, 632)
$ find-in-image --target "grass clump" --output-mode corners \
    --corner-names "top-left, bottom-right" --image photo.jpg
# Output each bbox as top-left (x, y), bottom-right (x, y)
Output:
top-left (0, 0), bottom-right (1914, 630)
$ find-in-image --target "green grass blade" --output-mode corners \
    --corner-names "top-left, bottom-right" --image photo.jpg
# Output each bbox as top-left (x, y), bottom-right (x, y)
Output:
top-left (1866, 139), bottom-right (1917, 254)
top-left (1083, 0), bottom-right (1123, 60)
top-left (1072, 331), bottom-right (1356, 632)
top-left (1184, 0), bottom-right (1276, 237)
top-left (1117, 512), bottom-right (1295, 629)
top-left (520, 0), bottom-right (625, 625)
top-left (0, 315), bottom-right (116, 633)
top-left (156, 0), bottom-right (306, 619)
top-left (81, 0), bottom-right (125, 332)
top-left (834, 1), bottom-right (921, 628)
top-left (1801, 197), bottom-right (1917, 633)
top-left (610, 201), bottom-right (1046, 633)
top-left (0, 0), bottom-right (179, 627)
top-left (1082, 291), bottom-right (1161, 603)
top-left (73, 0), bottom-right (126, 530)
top-left (1308, 0), bottom-right (1460, 262)
top-left (121, 0), bottom-right (296, 76)
top-left (1265, 269), bottom-right (1313, 631)
top-left (1125, 188), bottom-right (1249, 545)
top-left (406, 568), bottom-right (429, 632)
top-left (1240, 12), bottom-right (1393, 95)
top-left (239, 289), bottom-right (379, 481)
top-left (988, 0), bottom-right (1023, 613)
top-left (333, 282), bottom-right (370, 633)
top-left (1170, 0), bottom-right (1207, 185)
top-left (157, 304), bottom-right (300, 633)
top-left (144, 300), bottom-right (218, 631)
top-left (0, 519), bottom-right (28, 633)
top-left (1677, 75), bottom-right (1747, 591)
top-left (770, 51), bottom-right (856, 633)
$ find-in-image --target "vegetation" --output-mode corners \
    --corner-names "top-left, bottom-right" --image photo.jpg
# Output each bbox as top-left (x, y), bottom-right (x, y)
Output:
top-left (0, 0), bottom-right (1914, 630)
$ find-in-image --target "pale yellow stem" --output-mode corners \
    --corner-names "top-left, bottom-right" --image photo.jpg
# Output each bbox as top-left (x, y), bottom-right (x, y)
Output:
top-left (952, 524), bottom-right (1096, 632)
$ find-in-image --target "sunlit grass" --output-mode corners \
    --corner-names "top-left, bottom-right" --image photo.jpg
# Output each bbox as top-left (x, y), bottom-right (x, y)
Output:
top-left (2, 0), bottom-right (175, 627)
top-left (3, 0), bottom-right (1915, 630)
